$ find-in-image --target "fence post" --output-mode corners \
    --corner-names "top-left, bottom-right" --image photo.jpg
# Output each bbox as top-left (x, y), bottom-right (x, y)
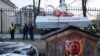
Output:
top-left (1, 8), bottom-right (3, 33)
top-left (20, 9), bottom-right (22, 33)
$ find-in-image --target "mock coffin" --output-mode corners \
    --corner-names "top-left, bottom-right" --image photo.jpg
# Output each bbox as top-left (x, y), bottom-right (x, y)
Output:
top-left (36, 16), bottom-right (90, 28)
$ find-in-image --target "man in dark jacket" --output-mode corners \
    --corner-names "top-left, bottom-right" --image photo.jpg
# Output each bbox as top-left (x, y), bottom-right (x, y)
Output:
top-left (23, 24), bottom-right (28, 40)
top-left (28, 24), bottom-right (34, 40)
top-left (9, 23), bottom-right (16, 40)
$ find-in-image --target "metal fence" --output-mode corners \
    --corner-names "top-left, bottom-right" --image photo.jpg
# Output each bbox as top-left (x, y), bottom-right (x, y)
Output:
top-left (0, 8), bottom-right (18, 33)
top-left (0, 8), bottom-right (37, 33)
top-left (0, 7), bottom-right (100, 33)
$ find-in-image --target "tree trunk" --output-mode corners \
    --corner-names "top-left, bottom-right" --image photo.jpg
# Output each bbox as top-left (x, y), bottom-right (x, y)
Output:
top-left (37, 0), bottom-right (41, 15)
top-left (33, 0), bottom-right (41, 34)
top-left (82, 0), bottom-right (87, 17)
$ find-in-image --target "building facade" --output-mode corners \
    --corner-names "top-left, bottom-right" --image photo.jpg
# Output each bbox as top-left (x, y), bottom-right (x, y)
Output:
top-left (16, 5), bottom-right (45, 32)
top-left (0, 0), bottom-right (17, 33)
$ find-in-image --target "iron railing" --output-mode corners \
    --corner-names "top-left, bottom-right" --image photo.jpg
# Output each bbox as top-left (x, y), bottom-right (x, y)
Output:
top-left (0, 7), bottom-right (100, 33)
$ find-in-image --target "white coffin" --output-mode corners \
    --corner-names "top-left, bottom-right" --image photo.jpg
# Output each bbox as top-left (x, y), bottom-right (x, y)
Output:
top-left (36, 16), bottom-right (90, 28)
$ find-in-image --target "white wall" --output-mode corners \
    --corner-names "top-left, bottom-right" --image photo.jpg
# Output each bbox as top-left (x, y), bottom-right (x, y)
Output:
top-left (2, 13), bottom-right (15, 33)
top-left (21, 11), bottom-right (34, 26)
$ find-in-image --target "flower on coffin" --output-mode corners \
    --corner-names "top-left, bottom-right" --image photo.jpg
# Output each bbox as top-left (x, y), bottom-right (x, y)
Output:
top-left (53, 9), bottom-right (74, 17)
top-left (53, 9), bottom-right (62, 16)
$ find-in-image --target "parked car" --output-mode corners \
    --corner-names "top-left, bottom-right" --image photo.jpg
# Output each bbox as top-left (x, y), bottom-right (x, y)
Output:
top-left (0, 42), bottom-right (39, 56)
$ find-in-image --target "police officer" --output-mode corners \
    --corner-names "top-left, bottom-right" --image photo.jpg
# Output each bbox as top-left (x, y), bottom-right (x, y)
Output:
top-left (91, 24), bottom-right (97, 33)
top-left (28, 24), bottom-right (34, 40)
top-left (9, 23), bottom-right (16, 40)
top-left (80, 27), bottom-right (84, 30)
top-left (23, 24), bottom-right (28, 40)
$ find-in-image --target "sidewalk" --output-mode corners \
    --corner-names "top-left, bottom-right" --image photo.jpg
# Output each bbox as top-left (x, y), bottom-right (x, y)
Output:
top-left (0, 34), bottom-right (42, 40)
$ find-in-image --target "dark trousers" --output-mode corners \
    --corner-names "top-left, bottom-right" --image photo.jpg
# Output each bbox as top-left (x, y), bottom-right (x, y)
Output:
top-left (10, 32), bottom-right (14, 40)
top-left (23, 33), bottom-right (28, 40)
top-left (29, 33), bottom-right (34, 40)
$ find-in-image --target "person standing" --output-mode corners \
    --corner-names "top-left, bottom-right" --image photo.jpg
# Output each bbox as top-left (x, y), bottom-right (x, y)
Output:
top-left (91, 24), bottom-right (97, 33)
top-left (28, 24), bottom-right (34, 40)
top-left (9, 23), bottom-right (16, 40)
top-left (23, 24), bottom-right (28, 40)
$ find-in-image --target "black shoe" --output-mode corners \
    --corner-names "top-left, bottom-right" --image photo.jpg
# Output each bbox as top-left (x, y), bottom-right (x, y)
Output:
top-left (23, 38), bottom-right (25, 40)
top-left (10, 38), bottom-right (14, 40)
top-left (26, 38), bottom-right (28, 40)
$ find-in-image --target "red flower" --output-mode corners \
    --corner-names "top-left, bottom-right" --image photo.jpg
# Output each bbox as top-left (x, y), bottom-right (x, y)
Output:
top-left (61, 11), bottom-right (69, 16)
top-left (53, 9), bottom-right (62, 16)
